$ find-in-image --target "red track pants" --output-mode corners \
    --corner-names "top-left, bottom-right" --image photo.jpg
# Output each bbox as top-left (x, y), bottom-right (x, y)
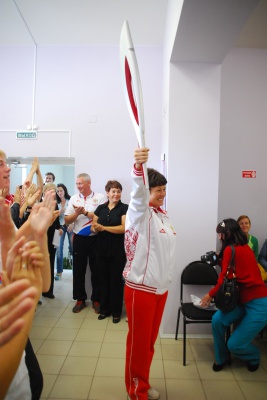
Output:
top-left (125, 285), bottom-right (168, 400)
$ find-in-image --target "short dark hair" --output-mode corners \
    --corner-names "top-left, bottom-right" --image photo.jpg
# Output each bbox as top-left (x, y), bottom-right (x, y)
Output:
top-left (105, 180), bottom-right (122, 192)
top-left (45, 172), bottom-right (55, 181)
top-left (216, 218), bottom-right (248, 253)
top-left (147, 168), bottom-right (167, 189)
top-left (56, 183), bottom-right (71, 202)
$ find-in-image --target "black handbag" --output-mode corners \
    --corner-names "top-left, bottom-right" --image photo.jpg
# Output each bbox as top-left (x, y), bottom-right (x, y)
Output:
top-left (214, 245), bottom-right (239, 312)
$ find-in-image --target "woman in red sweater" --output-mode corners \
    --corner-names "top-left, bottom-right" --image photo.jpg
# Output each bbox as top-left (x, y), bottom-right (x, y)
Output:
top-left (201, 218), bottom-right (267, 372)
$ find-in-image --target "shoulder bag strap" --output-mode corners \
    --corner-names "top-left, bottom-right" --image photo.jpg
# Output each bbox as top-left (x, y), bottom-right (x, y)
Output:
top-left (225, 245), bottom-right (236, 277)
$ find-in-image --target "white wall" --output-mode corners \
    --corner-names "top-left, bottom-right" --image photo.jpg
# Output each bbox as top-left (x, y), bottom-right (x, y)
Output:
top-left (219, 47), bottom-right (267, 249)
top-left (0, 44), bottom-right (163, 203)
top-left (161, 62), bottom-right (221, 335)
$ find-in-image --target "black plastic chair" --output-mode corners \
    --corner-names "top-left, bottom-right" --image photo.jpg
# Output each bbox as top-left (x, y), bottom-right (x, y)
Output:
top-left (175, 261), bottom-right (219, 366)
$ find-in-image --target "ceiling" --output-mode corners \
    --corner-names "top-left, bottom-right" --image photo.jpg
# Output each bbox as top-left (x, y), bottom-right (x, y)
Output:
top-left (0, 0), bottom-right (168, 46)
top-left (0, 0), bottom-right (266, 48)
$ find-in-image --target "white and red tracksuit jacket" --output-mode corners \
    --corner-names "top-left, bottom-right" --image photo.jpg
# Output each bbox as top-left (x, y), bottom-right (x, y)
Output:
top-left (123, 166), bottom-right (177, 294)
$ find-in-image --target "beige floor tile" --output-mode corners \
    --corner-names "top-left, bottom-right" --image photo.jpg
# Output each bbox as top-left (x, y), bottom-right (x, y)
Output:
top-left (149, 359), bottom-right (165, 379)
top-left (189, 337), bottom-right (214, 346)
top-left (49, 375), bottom-right (92, 399)
top-left (60, 355), bottom-right (98, 376)
top-left (27, 271), bottom-right (267, 399)
top-left (55, 317), bottom-right (84, 329)
top-left (94, 357), bottom-right (125, 377)
top-left (190, 342), bottom-right (215, 360)
top-left (88, 376), bottom-right (126, 400)
top-left (60, 308), bottom-right (87, 318)
top-left (238, 380), bottom-right (267, 400)
top-left (69, 341), bottom-right (102, 357)
top-left (44, 298), bottom-right (72, 308)
top-left (47, 327), bottom-right (79, 341)
top-left (80, 317), bottom-right (108, 330)
top-left (99, 342), bottom-right (125, 359)
top-left (196, 360), bottom-right (235, 380)
top-left (232, 363), bottom-right (267, 381)
top-left (106, 319), bottom-right (128, 331)
top-left (37, 340), bottom-right (73, 356)
top-left (103, 330), bottom-right (127, 344)
top-left (148, 378), bottom-right (167, 400)
top-left (166, 379), bottom-right (206, 400)
top-left (161, 343), bottom-right (192, 361)
top-left (202, 380), bottom-right (245, 400)
top-left (32, 316), bottom-right (59, 328)
top-left (75, 329), bottom-right (105, 342)
top-left (153, 344), bottom-right (162, 360)
top-left (38, 307), bottom-right (66, 318)
top-left (163, 360), bottom-right (200, 379)
top-left (37, 354), bottom-right (66, 374)
top-left (30, 326), bottom-right (53, 340)
top-left (160, 338), bottom-right (178, 345)
top-left (42, 374), bottom-right (58, 398)
top-left (30, 338), bottom-right (45, 353)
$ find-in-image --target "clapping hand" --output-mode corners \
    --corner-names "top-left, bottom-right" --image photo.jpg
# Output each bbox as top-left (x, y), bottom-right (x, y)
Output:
top-left (0, 278), bottom-right (37, 347)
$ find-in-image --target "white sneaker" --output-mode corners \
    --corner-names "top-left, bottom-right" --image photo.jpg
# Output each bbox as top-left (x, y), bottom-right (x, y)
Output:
top-left (148, 387), bottom-right (160, 399)
top-left (127, 387), bottom-right (160, 400)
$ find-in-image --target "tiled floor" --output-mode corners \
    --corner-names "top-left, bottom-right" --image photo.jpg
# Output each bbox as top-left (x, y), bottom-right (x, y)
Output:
top-left (31, 270), bottom-right (267, 400)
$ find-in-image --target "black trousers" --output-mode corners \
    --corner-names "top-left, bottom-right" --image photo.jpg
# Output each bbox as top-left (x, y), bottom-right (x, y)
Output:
top-left (25, 338), bottom-right (43, 400)
top-left (73, 234), bottom-right (100, 302)
top-left (97, 254), bottom-right (126, 317)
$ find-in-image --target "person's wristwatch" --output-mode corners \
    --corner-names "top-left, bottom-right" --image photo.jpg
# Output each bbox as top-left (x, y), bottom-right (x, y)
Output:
top-left (84, 210), bottom-right (88, 217)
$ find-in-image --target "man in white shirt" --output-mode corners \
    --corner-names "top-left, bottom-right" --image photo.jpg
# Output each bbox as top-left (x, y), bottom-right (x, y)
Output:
top-left (65, 173), bottom-right (105, 313)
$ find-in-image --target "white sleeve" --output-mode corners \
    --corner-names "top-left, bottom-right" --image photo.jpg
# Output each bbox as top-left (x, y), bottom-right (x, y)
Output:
top-left (126, 166), bottom-right (149, 229)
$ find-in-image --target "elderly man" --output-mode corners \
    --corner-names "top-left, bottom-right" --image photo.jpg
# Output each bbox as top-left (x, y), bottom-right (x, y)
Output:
top-left (65, 173), bottom-right (105, 313)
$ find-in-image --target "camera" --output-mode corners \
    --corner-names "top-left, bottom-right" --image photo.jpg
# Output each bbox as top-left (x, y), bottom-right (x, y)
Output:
top-left (201, 251), bottom-right (219, 266)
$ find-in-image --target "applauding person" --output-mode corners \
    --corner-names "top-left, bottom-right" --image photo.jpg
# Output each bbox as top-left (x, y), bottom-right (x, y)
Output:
top-left (93, 180), bottom-right (128, 323)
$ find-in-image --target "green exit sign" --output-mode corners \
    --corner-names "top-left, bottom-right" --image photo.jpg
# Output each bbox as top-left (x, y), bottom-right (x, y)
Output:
top-left (16, 131), bottom-right (37, 139)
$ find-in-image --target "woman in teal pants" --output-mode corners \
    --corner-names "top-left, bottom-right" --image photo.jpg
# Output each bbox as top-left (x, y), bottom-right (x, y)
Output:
top-left (201, 218), bottom-right (267, 372)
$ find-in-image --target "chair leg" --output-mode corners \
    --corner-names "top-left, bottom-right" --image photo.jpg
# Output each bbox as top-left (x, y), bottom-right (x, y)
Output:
top-left (175, 307), bottom-right (181, 340)
top-left (183, 316), bottom-right (186, 366)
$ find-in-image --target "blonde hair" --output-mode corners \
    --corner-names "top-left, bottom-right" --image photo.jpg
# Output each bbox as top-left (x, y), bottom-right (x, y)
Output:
top-left (0, 149), bottom-right (7, 159)
top-left (43, 183), bottom-right (57, 193)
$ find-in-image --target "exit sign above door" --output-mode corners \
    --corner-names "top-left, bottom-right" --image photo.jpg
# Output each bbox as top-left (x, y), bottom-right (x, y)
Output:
top-left (16, 131), bottom-right (37, 139)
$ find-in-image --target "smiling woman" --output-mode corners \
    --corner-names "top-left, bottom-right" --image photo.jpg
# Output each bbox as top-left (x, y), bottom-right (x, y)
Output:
top-left (237, 215), bottom-right (259, 260)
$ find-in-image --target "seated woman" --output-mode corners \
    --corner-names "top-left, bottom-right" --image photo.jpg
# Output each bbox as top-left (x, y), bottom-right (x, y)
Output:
top-left (237, 215), bottom-right (259, 259)
top-left (201, 219), bottom-right (267, 372)
top-left (92, 180), bottom-right (128, 323)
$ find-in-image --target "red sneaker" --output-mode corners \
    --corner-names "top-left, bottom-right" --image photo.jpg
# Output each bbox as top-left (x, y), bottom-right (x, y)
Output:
top-left (72, 301), bottom-right (86, 313)
top-left (92, 301), bottom-right (100, 314)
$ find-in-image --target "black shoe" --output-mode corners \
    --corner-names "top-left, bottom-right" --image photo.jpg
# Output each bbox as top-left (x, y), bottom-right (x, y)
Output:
top-left (212, 359), bottom-right (230, 372)
top-left (42, 292), bottom-right (55, 299)
top-left (247, 363), bottom-right (259, 372)
top-left (98, 314), bottom-right (111, 320)
top-left (112, 316), bottom-right (121, 324)
top-left (72, 301), bottom-right (86, 313)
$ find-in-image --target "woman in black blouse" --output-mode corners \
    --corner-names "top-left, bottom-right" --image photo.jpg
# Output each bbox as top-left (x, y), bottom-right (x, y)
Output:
top-left (92, 180), bottom-right (128, 323)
